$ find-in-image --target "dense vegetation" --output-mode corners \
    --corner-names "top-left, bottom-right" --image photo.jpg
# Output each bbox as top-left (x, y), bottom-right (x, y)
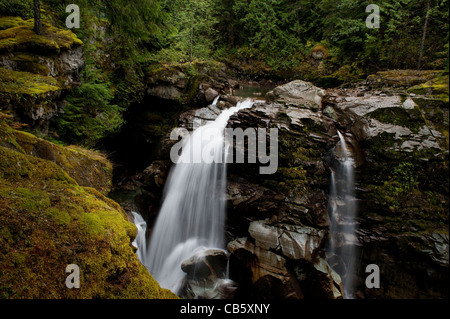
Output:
top-left (1, 0), bottom-right (448, 146)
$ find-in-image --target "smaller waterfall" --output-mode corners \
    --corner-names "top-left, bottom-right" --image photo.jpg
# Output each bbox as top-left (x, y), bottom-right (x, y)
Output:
top-left (328, 130), bottom-right (359, 299)
top-left (131, 211), bottom-right (147, 265)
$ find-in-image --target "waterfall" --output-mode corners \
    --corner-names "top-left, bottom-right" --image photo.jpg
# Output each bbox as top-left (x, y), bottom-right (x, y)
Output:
top-left (131, 211), bottom-right (147, 265)
top-left (328, 130), bottom-right (358, 299)
top-left (144, 98), bottom-right (254, 294)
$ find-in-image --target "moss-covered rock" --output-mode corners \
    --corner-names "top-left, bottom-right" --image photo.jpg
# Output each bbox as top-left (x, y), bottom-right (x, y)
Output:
top-left (0, 116), bottom-right (113, 194)
top-left (367, 69), bottom-right (442, 88)
top-left (408, 74), bottom-right (449, 102)
top-left (0, 16), bottom-right (82, 54)
top-left (0, 16), bottom-right (84, 131)
top-left (0, 126), bottom-right (177, 299)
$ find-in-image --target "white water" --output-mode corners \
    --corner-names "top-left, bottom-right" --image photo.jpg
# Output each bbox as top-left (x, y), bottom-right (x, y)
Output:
top-left (328, 130), bottom-right (358, 299)
top-left (131, 211), bottom-right (147, 265)
top-left (145, 98), bottom-right (254, 294)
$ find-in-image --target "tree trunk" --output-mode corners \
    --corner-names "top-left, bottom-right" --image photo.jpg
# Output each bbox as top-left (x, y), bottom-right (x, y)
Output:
top-left (418, 0), bottom-right (431, 70)
top-left (33, 0), bottom-right (42, 35)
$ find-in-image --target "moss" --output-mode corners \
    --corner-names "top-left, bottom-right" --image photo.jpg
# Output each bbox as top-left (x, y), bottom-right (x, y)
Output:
top-left (0, 17), bottom-right (82, 54)
top-left (0, 16), bottom-right (26, 30)
top-left (0, 144), bottom-right (177, 299)
top-left (1, 118), bottom-right (113, 195)
top-left (367, 69), bottom-right (442, 88)
top-left (407, 74), bottom-right (449, 100)
top-left (10, 52), bottom-right (51, 75)
top-left (0, 67), bottom-right (60, 95)
top-left (367, 107), bottom-right (425, 133)
top-left (310, 43), bottom-right (329, 59)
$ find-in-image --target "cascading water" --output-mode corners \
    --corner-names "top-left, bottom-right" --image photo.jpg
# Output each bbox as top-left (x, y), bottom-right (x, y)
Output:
top-left (143, 97), bottom-right (254, 295)
top-left (327, 130), bottom-right (359, 299)
top-left (131, 211), bottom-right (147, 264)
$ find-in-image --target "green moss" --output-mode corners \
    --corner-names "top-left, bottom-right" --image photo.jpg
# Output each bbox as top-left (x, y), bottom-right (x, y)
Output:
top-left (0, 67), bottom-right (60, 95)
top-left (10, 52), bottom-right (51, 75)
top-left (407, 74), bottom-right (449, 100)
top-left (1, 118), bottom-right (114, 195)
top-left (0, 16), bottom-right (26, 30)
top-left (0, 143), bottom-right (177, 299)
top-left (367, 107), bottom-right (425, 133)
top-left (0, 17), bottom-right (82, 54)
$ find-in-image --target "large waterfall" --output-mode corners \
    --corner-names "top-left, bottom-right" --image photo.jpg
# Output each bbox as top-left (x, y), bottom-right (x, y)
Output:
top-left (143, 98), bottom-right (253, 294)
top-left (328, 130), bottom-right (359, 299)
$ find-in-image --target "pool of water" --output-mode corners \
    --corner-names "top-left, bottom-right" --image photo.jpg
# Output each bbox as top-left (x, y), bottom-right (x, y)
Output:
top-left (232, 84), bottom-right (274, 100)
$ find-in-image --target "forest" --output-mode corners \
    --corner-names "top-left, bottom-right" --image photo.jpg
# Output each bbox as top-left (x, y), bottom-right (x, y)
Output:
top-left (2, 0), bottom-right (448, 147)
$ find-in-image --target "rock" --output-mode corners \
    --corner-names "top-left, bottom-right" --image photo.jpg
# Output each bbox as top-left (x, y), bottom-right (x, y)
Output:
top-left (228, 78), bottom-right (239, 89)
top-left (0, 17), bottom-right (84, 131)
top-left (248, 221), bottom-right (326, 262)
top-left (181, 249), bottom-right (228, 280)
top-left (323, 106), bottom-right (338, 120)
top-left (142, 160), bottom-right (171, 190)
top-left (227, 237), bottom-right (303, 298)
top-left (266, 80), bottom-right (326, 110)
top-left (147, 85), bottom-right (182, 101)
top-left (180, 249), bottom-right (237, 299)
top-left (402, 97), bottom-right (416, 109)
top-left (205, 87), bottom-right (219, 103)
top-left (313, 258), bottom-right (343, 299)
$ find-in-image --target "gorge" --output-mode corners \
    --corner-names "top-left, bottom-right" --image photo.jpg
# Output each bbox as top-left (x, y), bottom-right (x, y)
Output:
top-left (0, 1), bottom-right (449, 301)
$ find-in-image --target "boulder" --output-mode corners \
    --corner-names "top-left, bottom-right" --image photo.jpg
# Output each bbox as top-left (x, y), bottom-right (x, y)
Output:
top-left (205, 87), bottom-right (219, 103)
top-left (146, 85), bottom-right (183, 101)
top-left (181, 249), bottom-right (228, 280)
top-left (266, 80), bottom-right (326, 110)
top-left (180, 249), bottom-right (238, 299)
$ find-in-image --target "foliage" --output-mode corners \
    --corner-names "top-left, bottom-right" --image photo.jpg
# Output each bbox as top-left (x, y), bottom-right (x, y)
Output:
top-left (0, 0), bottom-right (32, 19)
top-left (55, 81), bottom-right (123, 147)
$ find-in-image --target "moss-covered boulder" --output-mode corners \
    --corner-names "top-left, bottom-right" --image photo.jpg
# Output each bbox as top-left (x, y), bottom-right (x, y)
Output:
top-left (0, 120), bottom-right (177, 299)
top-left (0, 114), bottom-right (113, 195)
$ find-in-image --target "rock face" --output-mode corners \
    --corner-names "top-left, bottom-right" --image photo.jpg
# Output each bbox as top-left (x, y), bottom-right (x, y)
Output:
top-left (0, 17), bottom-right (84, 132)
top-left (145, 61), bottom-right (237, 107)
top-left (138, 72), bottom-right (448, 299)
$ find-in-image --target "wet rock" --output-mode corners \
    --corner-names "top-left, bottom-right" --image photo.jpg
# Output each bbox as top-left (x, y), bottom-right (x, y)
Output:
top-left (142, 160), bottom-right (171, 190)
top-left (248, 221), bottom-right (326, 262)
top-left (181, 249), bottom-right (238, 299)
top-left (181, 249), bottom-right (228, 280)
top-left (205, 87), bottom-right (219, 103)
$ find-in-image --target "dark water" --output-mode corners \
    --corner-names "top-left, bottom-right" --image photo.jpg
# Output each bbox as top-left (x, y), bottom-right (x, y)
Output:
top-left (232, 84), bottom-right (273, 100)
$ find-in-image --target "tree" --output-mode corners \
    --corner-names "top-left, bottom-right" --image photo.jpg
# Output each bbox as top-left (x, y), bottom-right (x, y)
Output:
top-left (33, 0), bottom-right (42, 35)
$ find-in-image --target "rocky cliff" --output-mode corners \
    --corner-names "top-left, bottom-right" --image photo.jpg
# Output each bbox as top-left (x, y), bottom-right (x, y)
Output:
top-left (0, 16), bottom-right (83, 133)
top-left (137, 72), bottom-right (448, 299)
